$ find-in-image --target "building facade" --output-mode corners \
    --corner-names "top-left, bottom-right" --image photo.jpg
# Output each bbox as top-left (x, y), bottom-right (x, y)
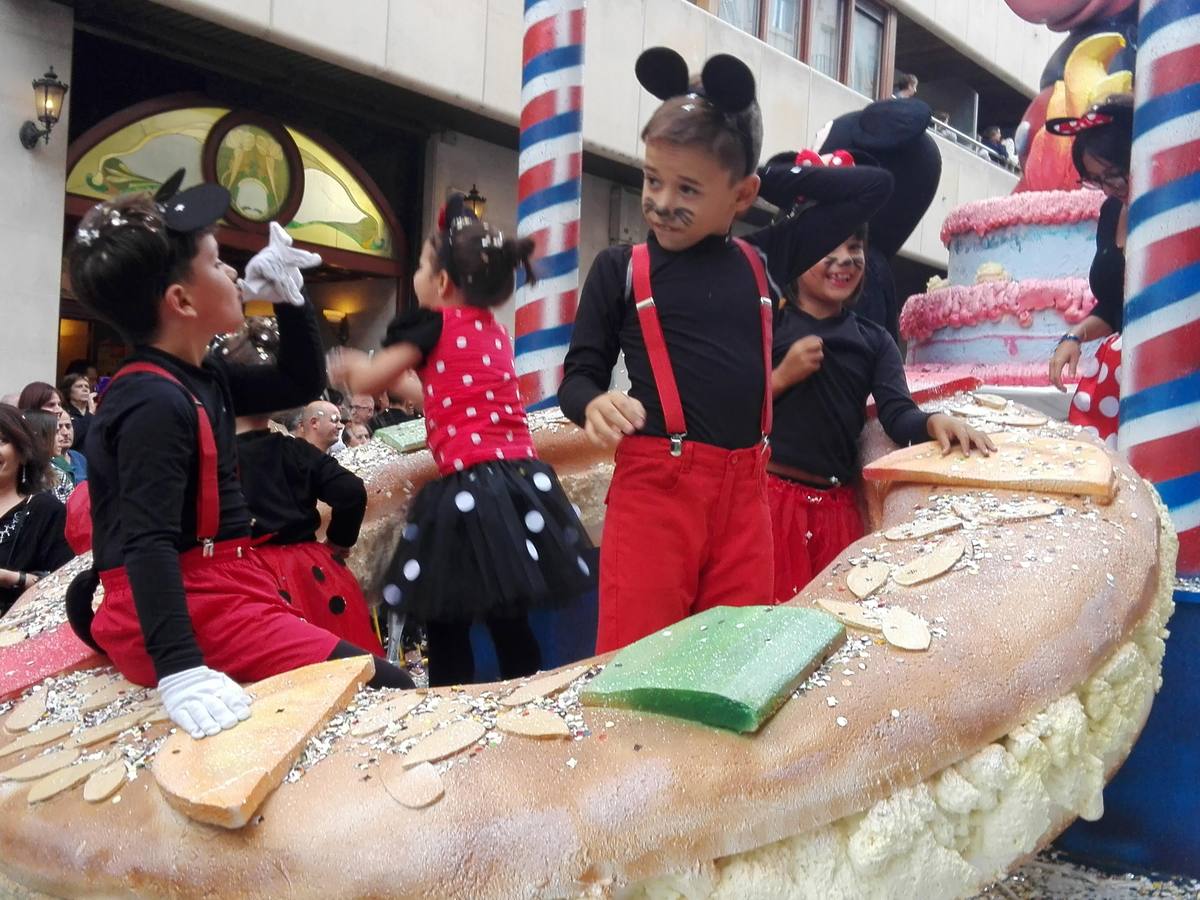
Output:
top-left (1, 0), bottom-right (1053, 390)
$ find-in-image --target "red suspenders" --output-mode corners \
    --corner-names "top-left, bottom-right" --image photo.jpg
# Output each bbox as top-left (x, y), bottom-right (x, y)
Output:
top-left (630, 238), bottom-right (774, 456)
top-left (102, 362), bottom-right (220, 547)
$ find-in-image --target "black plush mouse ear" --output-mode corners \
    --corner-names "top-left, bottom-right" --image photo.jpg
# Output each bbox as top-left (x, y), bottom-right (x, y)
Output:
top-left (700, 54), bottom-right (756, 113)
top-left (635, 47), bottom-right (690, 100)
top-left (154, 168), bottom-right (186, 204)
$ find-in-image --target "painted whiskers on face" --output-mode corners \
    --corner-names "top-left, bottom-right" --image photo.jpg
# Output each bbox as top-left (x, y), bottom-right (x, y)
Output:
top-left (641, 197), bottom-right (695, 229)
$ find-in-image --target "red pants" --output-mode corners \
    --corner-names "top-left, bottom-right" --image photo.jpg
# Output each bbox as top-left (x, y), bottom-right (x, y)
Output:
top-left (596, 436), bottom-right (773, 653)
top-left (768, 476), bottom-right (863, 604)
top-left (255, 543), bottom-right (383, 656)
top-left (93, 539), bottom-right (341, 687)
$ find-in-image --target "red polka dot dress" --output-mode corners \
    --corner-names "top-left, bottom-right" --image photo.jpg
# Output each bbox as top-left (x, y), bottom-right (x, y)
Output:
top-left (1068, 334), bottom-right (1121, 447)
top-left (380, 306), bottom-right (594, 623)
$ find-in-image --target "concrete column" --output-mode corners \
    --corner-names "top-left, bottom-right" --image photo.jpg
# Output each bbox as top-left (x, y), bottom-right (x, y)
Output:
top-left (0, 0), bottom-right (73, 392)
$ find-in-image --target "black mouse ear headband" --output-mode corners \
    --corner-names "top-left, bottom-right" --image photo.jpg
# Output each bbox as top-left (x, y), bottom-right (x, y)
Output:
top-left (75, 168), bottom-right (230, 247)
top-left (635, 47), bottom-right (759, 175)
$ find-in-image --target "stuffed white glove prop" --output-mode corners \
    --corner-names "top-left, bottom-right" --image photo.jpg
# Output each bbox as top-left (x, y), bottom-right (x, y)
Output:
top-left (240, 221), bottom-right (323, 307)
top-left (158, 665), bottom-right (253, 739)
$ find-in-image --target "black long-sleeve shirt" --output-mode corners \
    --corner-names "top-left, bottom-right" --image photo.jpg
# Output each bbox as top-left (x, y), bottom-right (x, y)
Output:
top-left (236, 429), bottom-right (367, 547)
top-left (1090, 196), bottom-right (1125, 332)
top-left (772, 305), bottom-right (931, 485)
top-left (559, 166), bottom-right (894, 449)
top-left (0, 493), bottom-right (73, 616)
top-left (85, 301), bottom-right (326, 680)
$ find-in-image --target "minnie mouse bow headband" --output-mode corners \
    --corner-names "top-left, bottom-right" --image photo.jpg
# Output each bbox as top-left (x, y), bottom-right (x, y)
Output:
top-left (635, 47), bottom-right (760, 176)
top-left (756, 149), bottom-right (855, 211)
top-left (75, 168), bottom-right (230, 246)
top-left (1045, 100), bottom-right (1133, 137)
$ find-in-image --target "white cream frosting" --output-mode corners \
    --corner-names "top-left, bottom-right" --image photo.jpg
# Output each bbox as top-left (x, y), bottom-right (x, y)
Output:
top-left (625, 488), bottom-right (1176, 900)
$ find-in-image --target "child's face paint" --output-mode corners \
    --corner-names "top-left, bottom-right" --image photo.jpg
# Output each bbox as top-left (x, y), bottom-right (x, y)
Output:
top-left (796, 237), bottom-right (866, 307)
top-left (641, 140), bottom-right (758, 252)
top-left (182, 234), bottom-right (243, 338)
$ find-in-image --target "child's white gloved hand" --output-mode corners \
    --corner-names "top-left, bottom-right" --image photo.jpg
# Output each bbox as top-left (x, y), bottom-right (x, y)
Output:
top-left (158, 665), bottom-right (252, 739)
top-left (240, 222), bottom-right (323, 307)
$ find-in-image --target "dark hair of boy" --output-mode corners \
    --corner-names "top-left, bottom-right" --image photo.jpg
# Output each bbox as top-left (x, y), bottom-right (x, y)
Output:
top-left (429, 221), bottom-right (538, 309)
top-left (640, 81), bottom-right (764, 182)
top-left (68, 193), bottom-right (208, 345)
top-left (1070, 95), bottom-right (1133, 181)
top-left (784, 222), bottom-right (870, 308)
top-left (0, 406), bottom-right (50, 495)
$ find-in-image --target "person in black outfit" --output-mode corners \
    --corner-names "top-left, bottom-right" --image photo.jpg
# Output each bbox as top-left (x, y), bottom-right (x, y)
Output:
top-left (59, 373), bottom-right (94, 450)
top-left (768, 223), bottom-right (994, 602)
top-left (804, 99), bottom-right (943, 343)
top-left (65, 173), bottom-right (413, 741)
top-left (236, 414), bottom-right (384, 655)
top-left (1046, 97), bottom-right (1132, 446)
top-left (0, 405), bottom-right (73, 616)
top-left (559, 47), bottom-right (894, 652)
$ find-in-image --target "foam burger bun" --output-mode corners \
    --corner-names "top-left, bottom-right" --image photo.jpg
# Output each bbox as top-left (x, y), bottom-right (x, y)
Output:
top-left (0, 408), bottom-right (1174, 899)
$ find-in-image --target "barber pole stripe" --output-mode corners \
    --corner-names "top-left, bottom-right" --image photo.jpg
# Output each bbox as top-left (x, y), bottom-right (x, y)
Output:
top-left (1119, 0), bottom-right (1200, 576)
top-left (516, 0), bottom-right (586, 411)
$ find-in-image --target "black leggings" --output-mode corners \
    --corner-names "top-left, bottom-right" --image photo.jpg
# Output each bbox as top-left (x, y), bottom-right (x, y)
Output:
top-left (326, 641), bottom-right (415, 689)
top-left (426, 615), bottom-right (542, 687)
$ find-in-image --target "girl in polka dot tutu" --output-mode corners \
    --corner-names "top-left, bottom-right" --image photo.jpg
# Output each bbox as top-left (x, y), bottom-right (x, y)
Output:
top-left (330, 193), bottom-right (595, 686)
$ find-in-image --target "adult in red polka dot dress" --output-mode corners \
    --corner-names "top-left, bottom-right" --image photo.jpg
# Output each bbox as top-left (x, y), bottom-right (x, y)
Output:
top-left (330, 194), bottom-right (595, 686)
top-left (1047, 97), bottom-right (1132, 447)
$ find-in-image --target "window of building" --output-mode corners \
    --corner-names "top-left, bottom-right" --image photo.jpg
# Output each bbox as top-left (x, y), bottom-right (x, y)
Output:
top-left (851, 1), bottom-right (885, 97)
top-left (766, 0), bottom-right (801, 57)
top-left (718, 0), bottom-right (761, 35)
top-left (809, 0), bottom-right (845, 80)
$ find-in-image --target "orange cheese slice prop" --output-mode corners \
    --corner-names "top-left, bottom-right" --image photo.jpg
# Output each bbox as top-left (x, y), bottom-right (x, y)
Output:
top-left (153, 656), bottom-right (374, 829)
top-left (863, 433), bottom-right (1116, 502)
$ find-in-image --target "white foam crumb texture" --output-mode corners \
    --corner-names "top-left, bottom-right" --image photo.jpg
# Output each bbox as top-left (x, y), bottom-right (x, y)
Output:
top-left (625, 494), bottom-right (1177, 900)
top-left (285, 666), bottom-right (603, 785)
top-left (1, 668), bottom-right (168, 786)
top-left (0, 554), bottom-right (96, 641)
top-left (922, 393), bottom-right (1081, 442)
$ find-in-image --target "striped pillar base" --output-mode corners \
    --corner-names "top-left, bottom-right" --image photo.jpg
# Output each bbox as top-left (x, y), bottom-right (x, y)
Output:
top-left (1119, 0), bottom-right (1200, 574)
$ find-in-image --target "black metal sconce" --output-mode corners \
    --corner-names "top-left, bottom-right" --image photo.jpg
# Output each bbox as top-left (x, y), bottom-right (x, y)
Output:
top-left (19, 67), bottom-right (69, 149)
top-left (463, 184), bottom-right (487, 219)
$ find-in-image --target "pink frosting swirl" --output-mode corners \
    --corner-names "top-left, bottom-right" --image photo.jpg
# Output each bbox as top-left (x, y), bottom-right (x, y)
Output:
top-left (940, 190), bottom-right (1106, 245)
top-left (900, 278), bottom-right (1098, 342)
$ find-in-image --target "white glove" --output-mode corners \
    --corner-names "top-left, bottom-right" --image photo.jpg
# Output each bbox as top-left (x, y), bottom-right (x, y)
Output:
top-left (158, 665), bottom-right (252, 739)
top-left (240, 221), bottom-right (323, 308)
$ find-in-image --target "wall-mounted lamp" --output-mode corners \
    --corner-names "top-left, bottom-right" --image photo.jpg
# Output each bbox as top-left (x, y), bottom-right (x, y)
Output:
top-left (463, 184), bottom-right (487, 219)
top-left (322, 308), bottom-right (350, 344)
top-left (19, 67), bottom-right (69, 149)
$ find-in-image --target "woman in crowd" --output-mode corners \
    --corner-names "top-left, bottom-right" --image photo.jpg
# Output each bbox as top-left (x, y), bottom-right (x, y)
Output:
top-left (0, 406), bottom-right (73, 616)
top-left (52, 411), bottom-right (87, 499)
top-left (17, 382), bottom-right (63, 416)
top-left (1047, 95), bottom-right (1133, 446)
top-left (60, 372), bottom-right (94, 449)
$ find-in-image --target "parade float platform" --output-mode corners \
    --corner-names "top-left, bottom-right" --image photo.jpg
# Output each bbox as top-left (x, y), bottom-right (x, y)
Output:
top-left (0, 392), bottom-right (1176, 899)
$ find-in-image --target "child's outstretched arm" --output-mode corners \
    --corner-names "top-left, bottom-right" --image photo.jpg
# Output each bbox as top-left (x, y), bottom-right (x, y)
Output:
top-left (752, 163), bottom-right (894, 285)
top-left (560, 248), bottom-right (646, 448)
top-left (870, 331), bottom-right (994, 457)
top-left (327, 343), bottom-right (424, 399)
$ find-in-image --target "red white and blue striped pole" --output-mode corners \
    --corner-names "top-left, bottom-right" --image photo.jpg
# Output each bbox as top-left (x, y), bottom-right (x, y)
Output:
top-left (515, 0), bottom-right (586, 411)
top-left (1118, 0), bottom-right (1200, 576)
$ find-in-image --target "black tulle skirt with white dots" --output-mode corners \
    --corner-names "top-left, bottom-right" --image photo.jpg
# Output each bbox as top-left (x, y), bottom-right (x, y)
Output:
top-left (382, 459), bottom-right (596, 622)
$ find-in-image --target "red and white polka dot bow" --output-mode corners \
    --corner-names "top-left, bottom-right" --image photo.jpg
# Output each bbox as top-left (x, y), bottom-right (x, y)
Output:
top-left (793, 148), bottom-right (855, 169)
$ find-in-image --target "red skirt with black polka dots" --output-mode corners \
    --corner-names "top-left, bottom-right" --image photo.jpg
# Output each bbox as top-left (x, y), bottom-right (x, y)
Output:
top-left (255, 542), bottom-right (384, 656)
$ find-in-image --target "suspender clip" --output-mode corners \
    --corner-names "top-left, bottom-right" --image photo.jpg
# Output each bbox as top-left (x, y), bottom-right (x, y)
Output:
top-left (669, 433), bottom-right (686, 457)
top-left (202, 539), bottom-right (214, 558)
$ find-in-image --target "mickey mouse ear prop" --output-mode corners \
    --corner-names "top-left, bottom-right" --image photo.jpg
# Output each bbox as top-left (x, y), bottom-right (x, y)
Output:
top-left (635, 47), bottom-right (690, 100)
top-left (154, 169), bottom-right (186, 204)
top-left (153, 168), bottom-right (230, 233)
top-left (852, 99), bottom-right (932, 151)
top-left (700, 54), bottom-right (756, 114)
